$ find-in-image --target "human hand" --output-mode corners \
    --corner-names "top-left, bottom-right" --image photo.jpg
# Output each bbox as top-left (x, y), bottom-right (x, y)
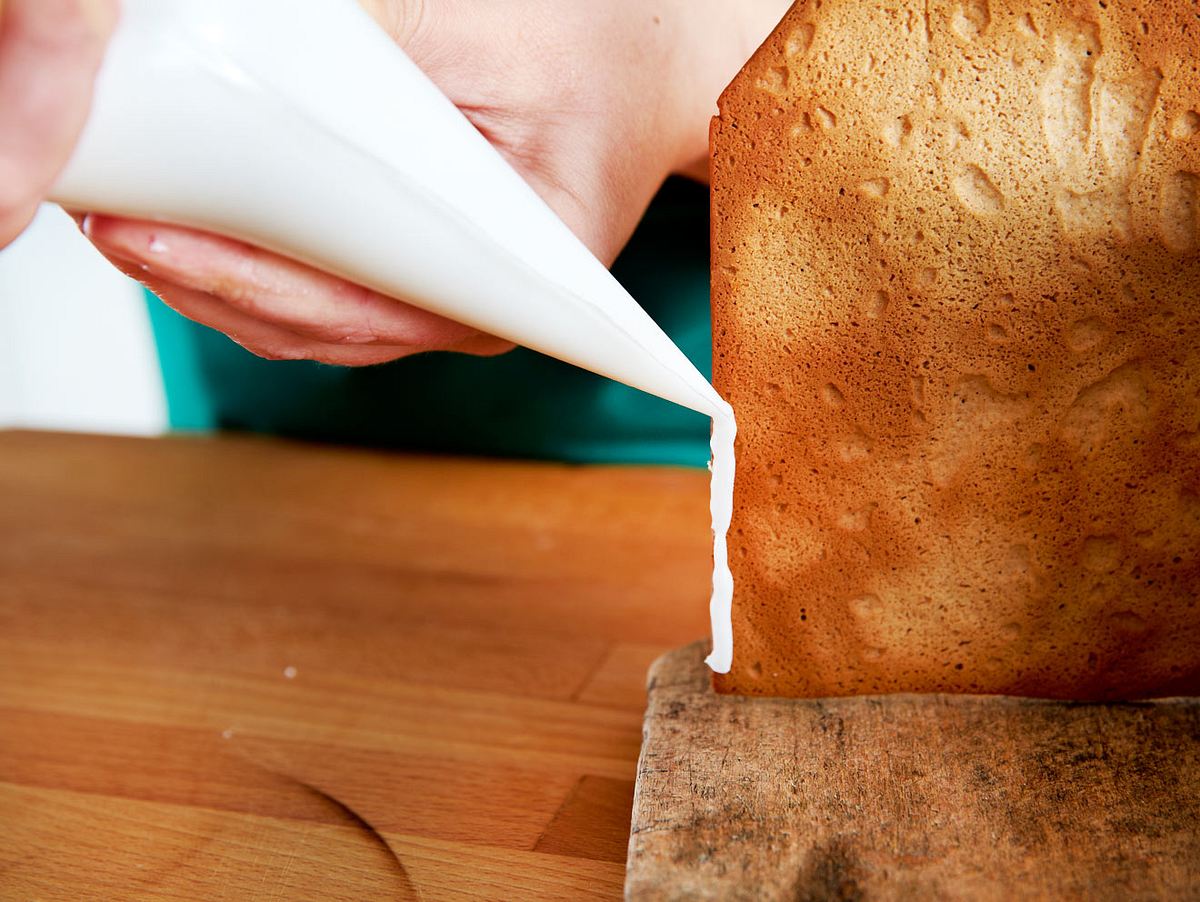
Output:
top-left (0, 0), bottom-right (118, 247)
top-left (79, 0), bottom-right (790, 365)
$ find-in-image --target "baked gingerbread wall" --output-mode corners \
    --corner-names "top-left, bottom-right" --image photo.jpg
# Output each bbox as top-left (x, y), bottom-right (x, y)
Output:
top-left (711, 0), bottom-right (1200, 698)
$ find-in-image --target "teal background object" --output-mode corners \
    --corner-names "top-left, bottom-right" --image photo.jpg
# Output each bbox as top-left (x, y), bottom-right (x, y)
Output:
top-left (144, 178), bottom-right (712, 466)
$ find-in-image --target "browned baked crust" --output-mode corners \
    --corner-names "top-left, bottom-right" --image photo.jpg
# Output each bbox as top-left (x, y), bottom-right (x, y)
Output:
top-left (712, 0), bottom-right (1200, 698)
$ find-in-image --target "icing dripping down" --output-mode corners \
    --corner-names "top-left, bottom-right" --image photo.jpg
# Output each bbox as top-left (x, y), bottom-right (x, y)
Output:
top-left (705, 402), bottom-right (737, 673)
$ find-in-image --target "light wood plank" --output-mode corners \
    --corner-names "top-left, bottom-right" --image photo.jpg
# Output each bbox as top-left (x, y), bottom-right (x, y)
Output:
top-left (0, 431), bottom-right (714, 899)
top-left (2, 783), bottom-right (627, 901)
top-left (0, 783), bottom-right (412, 901)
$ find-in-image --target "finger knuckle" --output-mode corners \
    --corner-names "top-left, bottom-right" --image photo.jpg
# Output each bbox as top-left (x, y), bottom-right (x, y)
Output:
top-left (312, 284), bottom-right (389, 344)
top-left (378, 0), bottom-right (427, 46)
top-left (244, 341), bottom-right (314, 364)
top-left (211, 276), bottom-right (266, 316)
top-left (307, 317), bottom-right (378, 346)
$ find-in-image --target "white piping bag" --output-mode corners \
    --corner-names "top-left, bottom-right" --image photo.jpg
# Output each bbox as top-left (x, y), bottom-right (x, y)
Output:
top-left (49, 0), bottom-right (737, 672)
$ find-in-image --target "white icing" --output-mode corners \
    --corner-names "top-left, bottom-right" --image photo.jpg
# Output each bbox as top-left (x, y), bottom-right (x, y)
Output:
top-left (704, 403), bottom-right (737, 673)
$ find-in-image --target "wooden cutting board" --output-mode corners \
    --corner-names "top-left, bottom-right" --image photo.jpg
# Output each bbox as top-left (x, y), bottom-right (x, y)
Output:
top-left (627, 642), bottom-right (1200, 901)
top-left (0, 430), bottom-right (715, 901)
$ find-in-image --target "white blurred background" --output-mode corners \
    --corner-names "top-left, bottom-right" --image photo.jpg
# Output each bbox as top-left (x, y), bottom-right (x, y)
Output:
top-left (0, 204), bottom-right (167, 435)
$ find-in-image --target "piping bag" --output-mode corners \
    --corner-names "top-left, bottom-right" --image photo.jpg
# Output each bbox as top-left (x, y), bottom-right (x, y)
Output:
top-left (49, 0), bottom-right (737, 672)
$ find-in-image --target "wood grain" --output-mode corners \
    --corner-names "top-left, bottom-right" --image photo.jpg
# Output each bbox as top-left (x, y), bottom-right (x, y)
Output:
top-left (628, 642), bottom-right (1200, 901)
top-left (0, 431), bottom-right (713, 901)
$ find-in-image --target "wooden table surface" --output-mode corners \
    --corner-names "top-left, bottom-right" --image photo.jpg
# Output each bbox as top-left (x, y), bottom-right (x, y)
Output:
top-left (0, 430), bottom-right (712, 901)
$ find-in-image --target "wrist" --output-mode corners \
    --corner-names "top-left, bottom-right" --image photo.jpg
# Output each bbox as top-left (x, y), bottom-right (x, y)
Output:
top-left (666, 0), bottom-right (792, 182)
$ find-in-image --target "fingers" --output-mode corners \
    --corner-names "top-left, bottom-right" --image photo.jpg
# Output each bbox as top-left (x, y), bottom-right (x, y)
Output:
top-left (84, 215), bottom-right (514, 365)
top-left (85, 216), bottom-right (510, 346)
top-left (0, 0), bottom-right (118, 246)
top-left (98, 248), bottom-right (422, 367)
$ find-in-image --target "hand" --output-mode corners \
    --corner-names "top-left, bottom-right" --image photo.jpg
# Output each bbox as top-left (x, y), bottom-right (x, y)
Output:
top-left (0, 0), bottom-right (117, 247)
top-left (79, 0), bottom-right (789, 366)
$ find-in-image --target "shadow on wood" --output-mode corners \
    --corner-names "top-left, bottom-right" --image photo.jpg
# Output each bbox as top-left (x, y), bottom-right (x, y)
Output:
top-left (626, 642), bottom-right (1200, 901)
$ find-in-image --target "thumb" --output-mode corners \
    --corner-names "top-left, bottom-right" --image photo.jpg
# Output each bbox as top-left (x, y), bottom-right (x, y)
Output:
top-left (0, 0), bottom-right (119, 245)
